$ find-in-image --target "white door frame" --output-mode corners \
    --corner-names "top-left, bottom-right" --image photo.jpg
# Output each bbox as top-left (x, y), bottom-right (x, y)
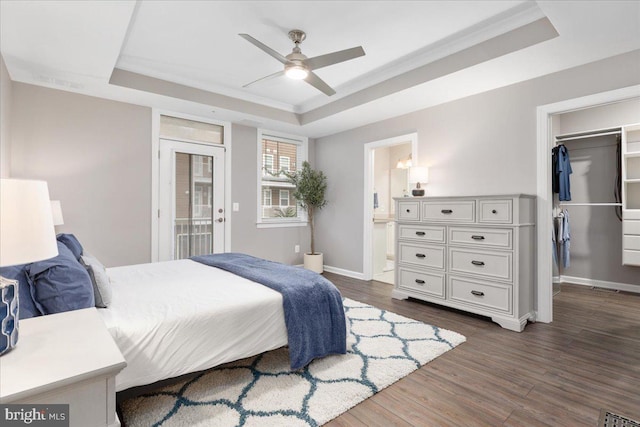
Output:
top-left (151, 110), bottom-right (232, 262)
top-left (363, 132), bottom-right (418, 280)
top-left (535, 85), bottom-right (640, 323)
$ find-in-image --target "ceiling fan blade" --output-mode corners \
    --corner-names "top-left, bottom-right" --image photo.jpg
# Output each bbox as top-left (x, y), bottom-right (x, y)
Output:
top-left (305, 46), bottom-right (365, 70)
top-left (243, 70), bottom-right (285, 88)
top-left (305, 71), bottom-right (336, 96)
top-left (239, 33), bottom-right (288, 65)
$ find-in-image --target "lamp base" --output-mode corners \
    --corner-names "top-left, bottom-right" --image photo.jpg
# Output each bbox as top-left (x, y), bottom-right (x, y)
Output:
top-left (412, 188), bottom-right (425, 197)
top-left (0, 275), bottom-right (19, 356)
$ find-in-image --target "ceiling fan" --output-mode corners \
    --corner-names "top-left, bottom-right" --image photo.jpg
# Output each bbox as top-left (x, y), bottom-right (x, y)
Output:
top-left (239, 29), bottom-right (365, 96)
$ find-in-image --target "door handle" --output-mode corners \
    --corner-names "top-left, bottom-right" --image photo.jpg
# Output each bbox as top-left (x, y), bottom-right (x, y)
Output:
top-left (217, 218), bottom-right (224, 223)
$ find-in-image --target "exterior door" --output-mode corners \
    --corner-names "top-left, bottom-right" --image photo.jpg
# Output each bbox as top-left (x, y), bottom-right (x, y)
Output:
top-left (159, 139), bottom-right (225, 261)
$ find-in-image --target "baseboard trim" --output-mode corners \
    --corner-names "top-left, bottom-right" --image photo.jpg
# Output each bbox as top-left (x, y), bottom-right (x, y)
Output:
top-left (323, 265), bottom-right (366, 280)
top-left (559, 275), bottom-right (640, 294)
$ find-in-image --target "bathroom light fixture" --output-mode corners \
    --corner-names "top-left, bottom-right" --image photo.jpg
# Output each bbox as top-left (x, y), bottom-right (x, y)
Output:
top-left (396, 154), bottom-right (412, 169)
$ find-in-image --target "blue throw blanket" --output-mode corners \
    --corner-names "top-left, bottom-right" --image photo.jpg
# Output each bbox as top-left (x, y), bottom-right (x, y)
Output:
top-left (191, 253), bottom-right (347, 370)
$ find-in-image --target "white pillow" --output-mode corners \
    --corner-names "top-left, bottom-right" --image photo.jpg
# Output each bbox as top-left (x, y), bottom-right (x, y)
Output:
top-left (81, 253), bottom-right (112, 308)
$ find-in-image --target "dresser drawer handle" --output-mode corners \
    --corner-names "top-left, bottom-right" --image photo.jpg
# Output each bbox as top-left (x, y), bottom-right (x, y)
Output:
top-left (491, 209), bottom-right (497, 214)
top-left (415, 253), bottom-right (426, 258)
top-left (471, 260), bottom-right (485, 266)
top-left (471, 235), bottom-right (485, 240)
top-left (415, 231), bottom-right (426, 236)
top-left (471, 290), bottom-right (485, 297)
top-left (406, 209), bottom-right (411, 213)
top-left (415, 279), bottom-right (426, 285)
top-left (441, 209), bottom-right (453, 214)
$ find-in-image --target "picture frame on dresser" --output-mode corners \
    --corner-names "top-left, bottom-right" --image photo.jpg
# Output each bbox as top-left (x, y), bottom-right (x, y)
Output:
top-left (392, 194), bottom-right (536, 332)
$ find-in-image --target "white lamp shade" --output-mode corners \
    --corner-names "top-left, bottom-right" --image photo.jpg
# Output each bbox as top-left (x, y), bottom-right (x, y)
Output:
top-left (0, 179), bottom-right (59, 267)
top-left (50, 200), bottom-right (64, 226)
top-left (409, 166), bottom-right (429, 184)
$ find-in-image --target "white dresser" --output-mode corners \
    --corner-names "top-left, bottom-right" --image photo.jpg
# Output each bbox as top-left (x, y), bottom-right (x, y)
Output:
top-left (0, 308), bottom-right (126, 427)
top-left (392, 195), bottom-right (536, 332)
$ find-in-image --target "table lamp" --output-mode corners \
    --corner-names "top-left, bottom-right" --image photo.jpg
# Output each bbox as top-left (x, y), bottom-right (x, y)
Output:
top-left (409, 166), bottom-right (429, 197)
top-left (0, 179), bottom-right (59, 355)
top-left (50, 200), bottom-right (64, 227)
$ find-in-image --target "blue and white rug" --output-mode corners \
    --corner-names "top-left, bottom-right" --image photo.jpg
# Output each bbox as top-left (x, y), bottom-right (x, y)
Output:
top-left (120, 298), bottom-right (466, 427)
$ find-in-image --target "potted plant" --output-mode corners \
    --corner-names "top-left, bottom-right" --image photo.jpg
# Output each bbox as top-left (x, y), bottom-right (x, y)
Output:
top-left (286, 161), bottom-right (327, 273)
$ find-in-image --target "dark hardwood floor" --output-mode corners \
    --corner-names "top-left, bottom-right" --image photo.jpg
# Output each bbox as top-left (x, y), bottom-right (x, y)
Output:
top-left (324, 272), bottom-right (640, 427)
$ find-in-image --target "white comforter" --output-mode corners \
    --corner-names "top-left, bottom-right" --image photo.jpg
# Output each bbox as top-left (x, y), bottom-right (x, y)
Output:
top-left (99, 259), bottom-right (288, 391)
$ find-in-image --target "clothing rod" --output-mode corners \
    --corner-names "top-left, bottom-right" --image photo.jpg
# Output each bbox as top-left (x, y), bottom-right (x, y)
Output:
top-left (558, 203), bottom-right (622, 206)
top-left (555, 128), bottom-right (621, 142)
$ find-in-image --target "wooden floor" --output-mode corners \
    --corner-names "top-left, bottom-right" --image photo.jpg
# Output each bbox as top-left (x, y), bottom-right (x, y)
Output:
top-left (325, 272), bottom-right (640, 427)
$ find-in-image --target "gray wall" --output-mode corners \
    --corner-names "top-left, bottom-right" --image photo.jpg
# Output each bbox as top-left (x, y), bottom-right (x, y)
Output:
top-left (555, 99), bottom-right (640, 286)
top-left (229, 123), bottom-right (310, 265)
top-left (11, 83), bottom-right (152, 267)
top-left (314, 49), bottom-right (640, 275)
top-left (8, 83), bottom-right (311, 267)
top-left (0, 55), bottom-right (11, 177)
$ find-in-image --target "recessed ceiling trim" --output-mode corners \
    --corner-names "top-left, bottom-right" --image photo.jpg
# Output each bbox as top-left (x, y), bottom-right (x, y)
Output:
top-left (300, 17), bottom-right (559, 126)
top-left (109, 68), bottom-right (300, 125)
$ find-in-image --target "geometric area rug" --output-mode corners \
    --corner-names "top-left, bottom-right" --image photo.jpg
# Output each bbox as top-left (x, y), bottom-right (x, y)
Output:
top-left (119, 298), bottom-right (466, 427)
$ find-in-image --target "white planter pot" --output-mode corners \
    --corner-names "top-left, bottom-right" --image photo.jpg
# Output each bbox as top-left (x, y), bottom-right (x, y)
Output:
top-left (304, 252), bottom-right (324, 273)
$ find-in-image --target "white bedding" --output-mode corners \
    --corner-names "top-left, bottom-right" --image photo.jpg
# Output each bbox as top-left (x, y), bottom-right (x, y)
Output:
top-left (99, 259), bottom-right (288, 391)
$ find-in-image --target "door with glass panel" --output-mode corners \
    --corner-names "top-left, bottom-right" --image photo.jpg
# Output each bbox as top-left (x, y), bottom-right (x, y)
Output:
top-left (159, 140), bottom-right (225, 261)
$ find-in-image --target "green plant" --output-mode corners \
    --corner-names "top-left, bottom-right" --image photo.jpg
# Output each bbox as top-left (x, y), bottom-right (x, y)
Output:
top-left (285, 161), bottom-right (327, 255)
top-left (273, 207), bottom-right (297, 217)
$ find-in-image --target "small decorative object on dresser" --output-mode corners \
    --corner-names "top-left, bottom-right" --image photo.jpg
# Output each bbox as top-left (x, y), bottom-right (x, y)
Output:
top-left (393, 194), bottom-right (536, 332)
top-left (0, 179), bottom-right (59, 355)
top-left (409, 166), bottom-right (429, 196)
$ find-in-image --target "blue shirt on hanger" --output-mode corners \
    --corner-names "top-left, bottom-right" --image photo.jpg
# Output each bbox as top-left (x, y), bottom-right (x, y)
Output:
top-left (555, 144), bottom-right (572, 201)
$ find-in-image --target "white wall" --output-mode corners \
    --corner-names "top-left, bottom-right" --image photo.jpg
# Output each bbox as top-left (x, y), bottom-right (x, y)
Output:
top-left (314, 49), bottom-right (640, 274)
top-left (0, 55), bottom-right (12, 177)
top-left (11, 83), bottom-right (152, 267)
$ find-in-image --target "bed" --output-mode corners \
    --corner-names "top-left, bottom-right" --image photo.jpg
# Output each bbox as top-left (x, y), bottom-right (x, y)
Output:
top-left (2, 233), bottom-right (348, 393)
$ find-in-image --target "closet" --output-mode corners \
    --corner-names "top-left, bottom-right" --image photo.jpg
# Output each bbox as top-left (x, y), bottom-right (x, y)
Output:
top-left (552, 119), bottom-right (640, 291)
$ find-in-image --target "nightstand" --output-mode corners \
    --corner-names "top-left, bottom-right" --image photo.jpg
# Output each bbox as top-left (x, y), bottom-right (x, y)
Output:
top-left (0, 308), bottom-right (126, 427)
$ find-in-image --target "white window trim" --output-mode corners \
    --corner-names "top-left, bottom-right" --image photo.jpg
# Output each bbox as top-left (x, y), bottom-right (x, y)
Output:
top-left (257, 129), bottom-right (308, 228)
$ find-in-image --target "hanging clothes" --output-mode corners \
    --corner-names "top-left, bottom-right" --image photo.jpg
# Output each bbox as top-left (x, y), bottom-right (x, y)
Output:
top-left (559, 209), bottom-right (570, 268)
top-left (552, 144), bottom-right (573, 201)
top-left (373, 192), bottom-right (379, 209)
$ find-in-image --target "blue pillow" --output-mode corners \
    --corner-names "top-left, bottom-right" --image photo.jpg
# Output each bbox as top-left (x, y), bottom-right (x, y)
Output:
top-left (0, 264), bottom-right (40, 319)
top-left (56, 233), bottom-right (83, 260)
top-left (27, 242), bottom-right (94, 315)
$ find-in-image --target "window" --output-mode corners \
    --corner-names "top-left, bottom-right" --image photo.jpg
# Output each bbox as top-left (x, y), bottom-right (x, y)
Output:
top-left (263, 188), bottom-right (272, 206)
top-left (257, 130), bottom-right (308, 227)
top-left (279, 156), bottom-right (291, 173)
top-left (280, 190), bottom-right (290, 206)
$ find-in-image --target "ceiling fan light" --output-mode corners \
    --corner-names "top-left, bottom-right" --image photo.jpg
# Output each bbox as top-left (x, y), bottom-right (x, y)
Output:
top-left (285, 65), bottom-right (308, 80)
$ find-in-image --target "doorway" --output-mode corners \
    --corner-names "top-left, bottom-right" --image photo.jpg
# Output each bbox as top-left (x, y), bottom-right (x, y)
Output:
top-left (158, 139), bottom-right (225, 261)
top-left (363, 133), bottom-right (418, 281)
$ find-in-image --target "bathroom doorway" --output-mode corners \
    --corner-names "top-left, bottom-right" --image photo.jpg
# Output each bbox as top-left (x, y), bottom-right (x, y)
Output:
top-left (363, 133), bottom-right (418, 282)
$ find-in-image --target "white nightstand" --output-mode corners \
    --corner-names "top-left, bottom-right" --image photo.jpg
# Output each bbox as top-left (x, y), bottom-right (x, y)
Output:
top-left (0, 308), bottom-right (126, 427)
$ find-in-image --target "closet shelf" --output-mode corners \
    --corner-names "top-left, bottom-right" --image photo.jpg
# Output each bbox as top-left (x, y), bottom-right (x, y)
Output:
top-left (558, 202), bottom-right (623, 206)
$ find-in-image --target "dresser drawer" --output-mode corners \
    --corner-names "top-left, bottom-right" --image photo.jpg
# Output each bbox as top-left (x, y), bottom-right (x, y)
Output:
top-left (398, 225), bottom-right (446, 243)
top-left (397, 201), bottom-right (420, 221)
top-left (449, 248), bottom-right (512, 282)
top-left (479, 199), bottom-right (512, 224)
top-left (623, 220), bottom-right (640, 235)
top-left (623, 235), bottom-right (640, 250)
top-left (622, 249), bottom-right (640, 266)
top-left (399, 242), bottom-right (445, 270)
top-left (449, 276), bottom-right (512, 314)
top-left (449, 227), bottom-right (512, 249)
top-left (398, 268), bottom-right (445, 298)
top-left (422, 201), bottom-right (475, 222)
